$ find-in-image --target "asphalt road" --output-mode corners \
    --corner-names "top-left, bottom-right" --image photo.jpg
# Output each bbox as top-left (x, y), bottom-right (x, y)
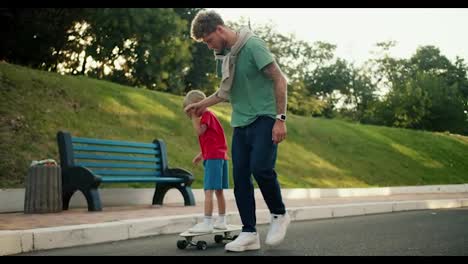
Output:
top-left (17, 208), bottom-right (468, 256)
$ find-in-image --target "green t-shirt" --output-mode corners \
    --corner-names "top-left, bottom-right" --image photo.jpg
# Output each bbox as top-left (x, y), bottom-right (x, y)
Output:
top-left (216, 36), bottom-right (276, 127)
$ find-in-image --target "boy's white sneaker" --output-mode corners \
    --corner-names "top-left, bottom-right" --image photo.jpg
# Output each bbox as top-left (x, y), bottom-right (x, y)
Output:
top-left (225, 232), bottom-right (260, 252)
top-left (213, 219), bottom-right (228, 230)
top-left (265, 212), bottom-right (290, 246)
top-left (188, 222), bottom-right (213, 233)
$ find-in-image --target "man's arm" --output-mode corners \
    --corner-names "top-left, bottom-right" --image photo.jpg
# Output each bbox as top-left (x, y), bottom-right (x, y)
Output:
top-left (184, 92), bottom-right (226, 116)
top-left (263, 61), bottom-right (288, 144)
top-left (263, 61), bottom-right (287, 115)
top-left (202, 92), bottom-right (227, 109)
top-left (190, 114), bottom-right (208, 136)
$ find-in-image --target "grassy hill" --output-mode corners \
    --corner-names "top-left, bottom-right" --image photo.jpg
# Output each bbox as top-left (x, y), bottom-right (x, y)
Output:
top-left (1, 62), bottom-right (467, 189)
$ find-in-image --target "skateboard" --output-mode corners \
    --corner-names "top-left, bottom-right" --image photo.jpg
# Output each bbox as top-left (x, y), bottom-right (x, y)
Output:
top-left (177, 225), bottom-right (242, 250)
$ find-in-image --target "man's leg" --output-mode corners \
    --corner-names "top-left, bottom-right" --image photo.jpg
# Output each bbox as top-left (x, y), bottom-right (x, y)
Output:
top-left (250, 117), bottom-right (286, 215)
top-left (249, 116), bottom-right (290, 246)
top-left (232, 126), bottom-right (257, 233)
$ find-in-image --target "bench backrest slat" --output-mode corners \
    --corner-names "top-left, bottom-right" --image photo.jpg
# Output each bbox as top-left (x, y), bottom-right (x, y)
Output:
top-left (73, 145), bottom-right (160, 155)
top-left (72, 137), bottom-right (158, 149)
top-left (74, 153), bottom-right (160, 163)
top-left (75, 162), bottom-right (161, 169)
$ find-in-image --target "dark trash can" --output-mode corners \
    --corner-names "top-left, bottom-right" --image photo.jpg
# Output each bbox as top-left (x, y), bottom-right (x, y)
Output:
top-left (24, 165), bottom-right (62, 214)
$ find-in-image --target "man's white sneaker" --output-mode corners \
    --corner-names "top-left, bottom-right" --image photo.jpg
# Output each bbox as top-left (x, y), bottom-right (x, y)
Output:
top-left (188, 222), bottom-right (213, 233)
top-left (265, 212), bottom-right (290, 246)
top-left (225, 232), bottom-right (261, 252)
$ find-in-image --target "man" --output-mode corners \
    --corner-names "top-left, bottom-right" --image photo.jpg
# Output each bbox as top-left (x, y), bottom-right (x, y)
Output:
top-left (185, 10), bottom-right (290, 252)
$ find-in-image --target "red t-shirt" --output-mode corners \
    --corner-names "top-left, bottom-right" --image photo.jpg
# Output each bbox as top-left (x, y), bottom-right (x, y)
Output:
top-left (199, 110), bottom-right (229, 160)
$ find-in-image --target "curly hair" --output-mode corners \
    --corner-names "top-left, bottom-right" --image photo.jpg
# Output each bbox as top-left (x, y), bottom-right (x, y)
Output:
top-left (190, 10), bottom-right (225, 42)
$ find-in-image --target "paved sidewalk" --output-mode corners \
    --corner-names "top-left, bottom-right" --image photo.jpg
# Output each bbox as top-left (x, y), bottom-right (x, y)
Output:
top-left (1, 192), bottom-right (467, 231)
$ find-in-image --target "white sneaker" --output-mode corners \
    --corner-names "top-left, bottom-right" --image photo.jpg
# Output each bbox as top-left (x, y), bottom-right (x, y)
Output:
top-left (214, 219), bottom-right (228, 230)
top-left (265, 212), bottom-right (290, 246)
top-left (225, 232), bottom-right (261, 252)
top-left (188, 222), bottom-right (213, 233)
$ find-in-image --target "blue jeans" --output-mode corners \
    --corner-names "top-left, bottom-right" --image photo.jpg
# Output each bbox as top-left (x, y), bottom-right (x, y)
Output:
top-left (232, 116), bottom-right (286, 233)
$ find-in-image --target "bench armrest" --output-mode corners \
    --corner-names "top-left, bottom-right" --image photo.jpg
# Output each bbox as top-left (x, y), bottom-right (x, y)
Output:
top-left (62, 166), bottom-right (102, 190)
top-left (164, 168), bottom-right (194, 186)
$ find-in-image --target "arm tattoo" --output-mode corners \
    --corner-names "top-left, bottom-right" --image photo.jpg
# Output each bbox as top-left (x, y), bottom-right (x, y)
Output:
top-left (263, 62), bottom-right (288, 114)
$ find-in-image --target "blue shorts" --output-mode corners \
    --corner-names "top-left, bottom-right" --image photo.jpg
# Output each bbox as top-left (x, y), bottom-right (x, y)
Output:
top-left (203, 159), bottom-right (229, 190)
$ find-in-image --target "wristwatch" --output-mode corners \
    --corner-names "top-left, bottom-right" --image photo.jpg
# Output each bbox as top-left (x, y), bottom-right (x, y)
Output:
top-left (276, 114), bottom-right (287, 122)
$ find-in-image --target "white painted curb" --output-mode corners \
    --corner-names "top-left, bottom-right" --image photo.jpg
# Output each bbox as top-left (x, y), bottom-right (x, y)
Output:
top-left (2, 198), bottom-right (467, 255)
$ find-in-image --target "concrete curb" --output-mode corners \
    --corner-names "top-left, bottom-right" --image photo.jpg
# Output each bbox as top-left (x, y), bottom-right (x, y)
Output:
top-left (1, 198), bottom-right (467, 255)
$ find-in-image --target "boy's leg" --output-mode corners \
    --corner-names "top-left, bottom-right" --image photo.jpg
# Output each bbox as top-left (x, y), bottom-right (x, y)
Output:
top-left (214, 189), bottom-right (227, 229)
top-left (204, 190), bottom-right (214, 217)
top-left (216, 159), bottom-right (229, 216)
top-left (188, 189), bottom-right (214, 232)
top-left (249, 117), bottom-right (285, 215)
top-left (215, 189), bottom-right (226, 215)
top-left (232, 127), bottom-right (256, 233)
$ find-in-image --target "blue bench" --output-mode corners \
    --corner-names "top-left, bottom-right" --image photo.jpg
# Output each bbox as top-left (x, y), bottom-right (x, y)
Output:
top-left (57, 131), bottom-right (195, 211)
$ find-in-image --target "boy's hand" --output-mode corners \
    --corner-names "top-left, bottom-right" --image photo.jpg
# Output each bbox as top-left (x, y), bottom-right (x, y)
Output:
top-left (192, 154), bottom-right (203, 165)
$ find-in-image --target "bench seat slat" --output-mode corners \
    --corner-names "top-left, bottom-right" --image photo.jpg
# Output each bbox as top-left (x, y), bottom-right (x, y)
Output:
top-left (93, 170), bottom-right (161, 176)
top-left (100, 176), bottom-right (183, 183)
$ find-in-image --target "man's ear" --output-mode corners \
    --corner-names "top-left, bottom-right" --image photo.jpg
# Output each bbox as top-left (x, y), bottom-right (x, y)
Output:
top-left (216, 25), bottom-right (225, 35)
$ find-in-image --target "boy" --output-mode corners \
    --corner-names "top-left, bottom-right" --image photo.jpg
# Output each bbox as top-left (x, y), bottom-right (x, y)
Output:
top-left (183, 90), bottom-right (230, 233)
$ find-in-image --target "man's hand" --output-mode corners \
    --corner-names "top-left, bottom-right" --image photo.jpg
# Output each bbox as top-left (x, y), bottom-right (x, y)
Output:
top-left (184, 102), bottom-right (203, 116)
top-left (185, 108), bottom-right (194, 119)
top-left (272, 120), bottom-right (287, 144)
top-left (192, 153), bottom-right (203, 165)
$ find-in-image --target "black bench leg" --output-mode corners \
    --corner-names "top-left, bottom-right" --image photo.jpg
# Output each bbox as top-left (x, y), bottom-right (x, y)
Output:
top-left (153, 184), bottom-right (171, 205)
top-left (81, 188), bottom-right (102, 211)
top-left (153, 184), bottom-right (196, 206)
top-left (177, 185), bottom-right (196, 206)
top-left (62, 189), bottom-right (75, 210)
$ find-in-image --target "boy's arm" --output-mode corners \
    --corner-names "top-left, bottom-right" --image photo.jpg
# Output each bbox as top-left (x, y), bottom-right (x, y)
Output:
top-left (192, 152), bottom-right (203, 165)
top-left (191, 115), bottom-right (208, 136)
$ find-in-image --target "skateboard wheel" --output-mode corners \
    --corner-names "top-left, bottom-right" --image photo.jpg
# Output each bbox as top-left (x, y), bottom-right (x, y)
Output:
top-left (214, 234), bottom-right (224, 244)
top-left (196, 241), bottom-right (207, 250)
top-left (177, 240), bottom-right (188, 249)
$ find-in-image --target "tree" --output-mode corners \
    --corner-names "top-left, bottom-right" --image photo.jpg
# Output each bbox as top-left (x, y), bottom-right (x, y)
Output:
top-left (174, 8), bottom-right (219, 95)
top-left (0, 8), bottom-right (86, 70)
top-left (227, 19), bottom-right (336, 116)
top-left (365, 44), bottom-right (468, 134)
top-left (57, 8), bottom-right (192, 93)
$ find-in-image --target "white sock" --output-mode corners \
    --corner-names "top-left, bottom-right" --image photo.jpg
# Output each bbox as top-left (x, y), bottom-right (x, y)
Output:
top-left (218, 214), bottom-right (226, 223)
top-left (204, 216), bottom-right (213, 225)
